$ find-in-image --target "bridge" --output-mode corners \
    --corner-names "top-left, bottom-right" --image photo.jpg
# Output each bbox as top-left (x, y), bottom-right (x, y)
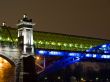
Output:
top-left (0, 15), bottom-right (110, 82)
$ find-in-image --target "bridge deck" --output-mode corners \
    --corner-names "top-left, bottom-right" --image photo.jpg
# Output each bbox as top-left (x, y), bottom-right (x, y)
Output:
top-left (0, 28), bottom-right (109, 51)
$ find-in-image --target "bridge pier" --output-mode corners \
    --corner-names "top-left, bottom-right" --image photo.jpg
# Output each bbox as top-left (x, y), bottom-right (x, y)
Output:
top-left (17, 55), bottom-right (37, 82)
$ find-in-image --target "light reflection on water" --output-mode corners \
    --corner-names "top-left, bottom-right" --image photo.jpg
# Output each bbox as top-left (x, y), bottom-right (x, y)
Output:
top-left (0, 57), bottom-right (15, 82)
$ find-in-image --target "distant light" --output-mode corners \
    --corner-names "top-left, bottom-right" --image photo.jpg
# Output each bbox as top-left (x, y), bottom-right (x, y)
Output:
top-left (81, 77), bottom-right (84, 80)
top-left (57, 76), bottom-right (61, 79)
top-left (44, 77), bottom-right (47, 80)
top-left (96, 77), bottom-right (99, 80)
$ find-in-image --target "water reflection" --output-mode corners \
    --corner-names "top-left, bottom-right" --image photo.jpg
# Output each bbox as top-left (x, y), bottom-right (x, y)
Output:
top-left (0, 57), bottom-right (15, 82)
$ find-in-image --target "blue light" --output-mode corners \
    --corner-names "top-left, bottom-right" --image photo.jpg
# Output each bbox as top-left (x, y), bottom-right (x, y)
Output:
top-left (76, 57), bottom-right (80, 60)
top-left (93, 54), bottom-right (97, 58)
top-left (101, 55), bottom-right (110, 59)
top-left (68, 53), bottom-right (80, 57)
top-left (49, 51), bottom-right (63, 56)
top-left (85, 54), bottom-right (92, 57)
top-left (37, 50), bottom-right (47, 55)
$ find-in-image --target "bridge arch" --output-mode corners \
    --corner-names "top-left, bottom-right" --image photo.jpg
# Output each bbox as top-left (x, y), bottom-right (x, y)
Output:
top-left (0, 54), bottom-right (15, 67)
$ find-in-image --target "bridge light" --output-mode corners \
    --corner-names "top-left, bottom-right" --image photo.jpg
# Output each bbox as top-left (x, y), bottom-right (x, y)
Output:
top-left (0, 36), bottom-right (2, 40)
top-left (69, 44), bottom-right (73, 47)
top-left (68, 53), bottom-right (75, 56)
top-left (63, 43), bottom-right (67, 47)
top-left (79, 44), bottom-right (83, 48)
top-left (15, 38), bottom-right (18, 42)
top-left (36, 56), bottom-right (40, 60)
top-left (58, 42), bottom-right (61, 46)
top-left (102, 44), bottom-right (107, 48)
top-left (49, 51), bottom-right (62, 56)
top-left (7, 37), bottom-right (11, 41)
top-left (85, 54), bottom-right (92, 57)
top-left (38, 50), bottom-right (46, 55)
top-left (51, 42), bottom-right (56, 45)
top-left (45, 41), bottom-right (49, 45)
top-left (38, 41), bottom-right (43, 44)
top-left (75, 44), bottom-right (78, 47)
top-left (93, 54), bottom-right (96, 58)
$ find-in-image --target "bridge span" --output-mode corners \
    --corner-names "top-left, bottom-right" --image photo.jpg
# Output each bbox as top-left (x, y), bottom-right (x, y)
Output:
top-left (0, 15), bottom-right (110, 82)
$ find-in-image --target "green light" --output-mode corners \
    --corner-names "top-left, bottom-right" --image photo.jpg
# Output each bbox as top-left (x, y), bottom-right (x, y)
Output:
top-left (69, 43), bottom-right (73, 47)
top-left (38, 41), bottom-right (43, 44)
top-left (90, 45), bottom-right (93, 48)
top-left (75, 44), bottom-right (78, 47)
top-left (14, 38), bottom-right (18, 42)
top-left (63, 43), bottom-right (67, 46)
top-left (80, 44), bottom-right (83, 48)
top-left (7, 37), bottom-right (11, 41)
top-left (45, 41), bottom-right (49, 45)
top-left (58, 42), bottom-right (62, 46)
top-left (85, 46), bottom-right (88, 49)
top-left (51, 42), bottom-right (56, 45)
top-left (0, 36), bottom-right (2, 40)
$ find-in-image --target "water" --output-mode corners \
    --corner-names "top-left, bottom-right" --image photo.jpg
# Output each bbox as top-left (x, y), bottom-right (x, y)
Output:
top-left (0, 57), bottom-right (15, 82)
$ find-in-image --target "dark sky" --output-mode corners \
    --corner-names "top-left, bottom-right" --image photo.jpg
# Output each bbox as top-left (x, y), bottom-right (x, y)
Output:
top-left (0, 0), bottom-right (110, 39)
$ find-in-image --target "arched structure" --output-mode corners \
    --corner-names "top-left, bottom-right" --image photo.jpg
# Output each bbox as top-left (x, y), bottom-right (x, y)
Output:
top-left (0, 54), bottom-right (15, 66)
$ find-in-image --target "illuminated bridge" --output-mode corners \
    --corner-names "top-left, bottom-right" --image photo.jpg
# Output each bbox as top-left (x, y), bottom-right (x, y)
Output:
top-left (0, 15), bottom-right (110, 82)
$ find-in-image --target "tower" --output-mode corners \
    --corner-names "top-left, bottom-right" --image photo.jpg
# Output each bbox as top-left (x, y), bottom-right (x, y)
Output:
top-left (17, 15), bottom-right (37, 82)
top-left (17, 15), bottom-right (35, 56)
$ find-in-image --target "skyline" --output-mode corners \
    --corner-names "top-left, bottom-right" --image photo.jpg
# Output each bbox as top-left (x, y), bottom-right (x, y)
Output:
top-left (0, 0), bottom-right (110, 40)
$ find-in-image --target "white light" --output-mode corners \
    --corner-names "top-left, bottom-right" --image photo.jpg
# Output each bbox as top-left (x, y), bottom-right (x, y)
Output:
top-left (102, 44), bottom-right (107, 48)
top-left (76, 57), bottom-right (80, 60)
top-left (86, 54), bottom-right (92, 57)
top-left (57, 76), bottom-right (61, 79)
top-left (44, 77), bottom-right (47, 80)
top-left (93, 54), bottom-right (96, 58)
top-left (101, 55), bottom-right (107, 58)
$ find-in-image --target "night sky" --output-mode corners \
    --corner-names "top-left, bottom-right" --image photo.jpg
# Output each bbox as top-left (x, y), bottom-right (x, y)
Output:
top-left (0, 0), bottom-right (110, 39)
